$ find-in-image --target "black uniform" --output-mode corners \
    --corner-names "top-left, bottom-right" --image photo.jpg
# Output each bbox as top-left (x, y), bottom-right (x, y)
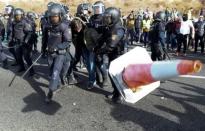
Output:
top-left (43, 21), bottom-right (72, 92)
top-left (8, 18), bottom-right (35, 74)
top-left (96, 7), bottom-right (126, 102)
top-left (149, 11), bottom-right (166, 61)
top-left (194, 20), bottom-right (205, 53)
top-left (149, 20), bottom-right (166, 61)
top-left (7, 17), bottom-right (18, 64)
top-left (26, 17), bottom-right (38, 52)
top-left (101, 21), bottom-right (125, 96)
top-left (89, 14), bottom-right (110, 88)
top-left (40, 14), bottom-right (49, 57)
top-left (0, 19), bottom-right (8, 69)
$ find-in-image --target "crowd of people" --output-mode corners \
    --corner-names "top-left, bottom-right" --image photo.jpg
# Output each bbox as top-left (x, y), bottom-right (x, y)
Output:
top-left (124, 7), bottom-right (205, 56)
top-left (0, 1), bottom-right (204, 104)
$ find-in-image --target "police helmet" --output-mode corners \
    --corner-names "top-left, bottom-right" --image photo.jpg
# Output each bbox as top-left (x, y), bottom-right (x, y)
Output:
top-left (103, 7), bottom-right (121, 26)
top-left (48, 4), bottom-right (63, 18)
top-left (62, 4), bottom-right (69, 14)
top-left (14, 8), bottom-right (24, 16)
top-left (4, 5), bottom-right (15, 15)
top-left (27, 11), bottom-right (35, 20)
top-left (93, 1), bottom-right (105, 15)
top-left (47, 2), bottom-right (55, 10)
top-left (77, 3), bottom-right (92, 15)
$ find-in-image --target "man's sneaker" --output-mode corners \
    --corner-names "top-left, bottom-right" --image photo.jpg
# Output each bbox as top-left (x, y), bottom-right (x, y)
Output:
top-left (87, 83), bottom-right (94, 90)
top-left (68, 75), bottom-right (77, 85)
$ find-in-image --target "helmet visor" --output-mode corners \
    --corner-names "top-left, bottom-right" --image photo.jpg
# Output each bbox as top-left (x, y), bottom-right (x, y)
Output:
top-left (5, 7), bottom-right (12, 15)
top-left (93, 5), bottom-right (105, 15)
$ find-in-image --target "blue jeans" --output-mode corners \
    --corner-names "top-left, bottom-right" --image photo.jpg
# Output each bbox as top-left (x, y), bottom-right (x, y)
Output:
top-left (127, 28), bottom-right (135, 45)
top-left (143, 32), bottom-right (149, 46)
top-left (87, 51), bottom-right (96, 85)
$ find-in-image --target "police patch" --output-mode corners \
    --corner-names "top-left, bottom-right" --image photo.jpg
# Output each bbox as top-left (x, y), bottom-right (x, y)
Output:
top-left (112, 35), bottom-right (118, 41)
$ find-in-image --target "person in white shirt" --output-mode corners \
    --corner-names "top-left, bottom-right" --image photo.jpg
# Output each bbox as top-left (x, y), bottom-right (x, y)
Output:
top-left (176, 14), bottom-right (195, 56)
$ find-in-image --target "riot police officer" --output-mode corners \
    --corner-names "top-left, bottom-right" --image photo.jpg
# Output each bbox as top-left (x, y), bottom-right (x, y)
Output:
top-left (0, 19), bottom-right (8, 69)
top-left (8, 8), bottom-right (35, 75)
top-left (89, 1), bottom-right (105, 33)
top-left (44, 4), bottom-right (73, 103)
top-left (85, 1), bottom-right (109, 89)
top-left (4, 5), bottom-right (17, 66)
top-left (194, 16), bottom-right (205, 54)
top-left (76, 3), bottom-right (92, 23)
top-left (40, 10), bottom-right (49, 58)
top-left (149, 11), bottom-right (166, 61)
top-left (41, 2), bottom-right (56, 58)
top-left (26, 11), bottom-right (38, 52)
top-left (96, 7), bottom-right (126, 102)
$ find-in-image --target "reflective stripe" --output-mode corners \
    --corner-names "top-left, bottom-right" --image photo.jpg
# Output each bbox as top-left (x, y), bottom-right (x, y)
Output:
top-left (151, 60), bottom-right (180, 81)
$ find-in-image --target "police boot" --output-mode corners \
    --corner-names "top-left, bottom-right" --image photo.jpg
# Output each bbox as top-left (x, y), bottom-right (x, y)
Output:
top-left (11, 61), bottom-right (18, 66)
top-left (18, 66), bottom-right (26, 73)
top-left (98, 78), bottom-right (109, 88)
top-left (106, 91), bottom-right (123, 104)
top-left (42, 53), bottom-right (47, 59)
top-left (45, 90), bottom-right (53, 104)
top-left (34, 48), bottom-right (38, 53)
top-left (29, 68), bottom-right (35, 77)
top-left (102, 77), bottom-right (109, 87)
top-left (2, 59), bottom-right (8, 69)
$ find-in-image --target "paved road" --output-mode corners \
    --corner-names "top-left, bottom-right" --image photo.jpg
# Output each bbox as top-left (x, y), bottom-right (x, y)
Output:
top-left (0, 41), bottom-right (204, 131)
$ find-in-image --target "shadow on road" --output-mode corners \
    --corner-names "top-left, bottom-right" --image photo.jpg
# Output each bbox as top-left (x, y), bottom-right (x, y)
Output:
top-left (74, 71), bottom-right (112, 96)
top-left (105, 100), bottom-right (180, 131)
top-left (106, 79), bottom-right (205, 131)
top-left (22, 93), bottom-right (62, 115)
top-left (154, 80), bottom-right (205, 130)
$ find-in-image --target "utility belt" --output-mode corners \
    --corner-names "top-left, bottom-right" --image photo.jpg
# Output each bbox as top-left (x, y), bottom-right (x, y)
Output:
top-left (12, 39), bottom-right (26, 48)
top-left (48, 48), bottom-right (68, 55)
top-left (13, 38), bottom-right (23, 44)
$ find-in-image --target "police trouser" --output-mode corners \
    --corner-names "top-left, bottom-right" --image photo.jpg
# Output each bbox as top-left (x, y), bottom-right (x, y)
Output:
top-left (0, 39), bottom-right (7, 62)
top-left (28, 33), bottom-right (38, 51)
top-left (48, 52), bottom-right (71, 91)
top-left (33, 33), bottom-right (38, 50)
top-left (8, 41), bottom-right (17, 62)
top-left (195, 35), bottom-right (204, 53)
top-left (151, 42), bottom-right (163, 61)
top-left (15, 44), bottom-right (34, 71)
top-left (96, 54), bottom-right (109, 84)
top-left (108, 52), bottom-right (121, 96)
